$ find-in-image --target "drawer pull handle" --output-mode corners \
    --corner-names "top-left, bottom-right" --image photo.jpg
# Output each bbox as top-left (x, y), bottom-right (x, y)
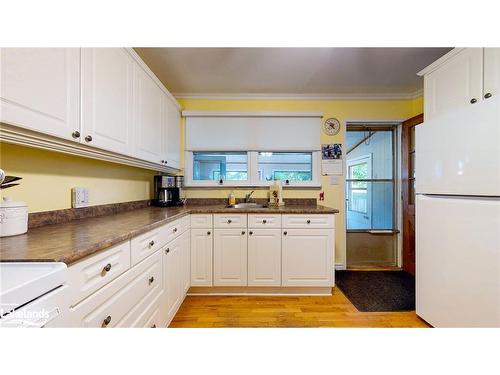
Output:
top-left (149, 276), bottom-right (154, 285)
top-left (241, 231), bottom-right (245, 235)
top-left (249, 231), bottom-right (253, 235)
top-left (102, 315), bottom-right (111, 327)
top-left (485, 92), bottom-right (492, 99)
top-left (283, 231), bottom-right (288, 235)
top-left (149, 240), bottom-right (155, 247)
top-left (470, 98), bottom-right (477, 104)
top-left (165, 248), bottom-right (170, 254)
top-left (102, 263), bottom-right (112, 273)
top-left (151, 324), bottom-right (156, 328)
top-left (207, 231), bottom-right (211, 235)
top-left (173, 228), bottom-right (178, 233)
top-left (227, 219), bottom-right (232, 224)
top-left (262, 219), bottom-right (267, 224)
top-left (306, 220), bottom-right (311, 224)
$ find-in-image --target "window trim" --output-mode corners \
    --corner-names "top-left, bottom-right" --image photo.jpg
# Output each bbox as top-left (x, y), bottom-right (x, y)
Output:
top-left (184, 151), bottom-right (321, 188)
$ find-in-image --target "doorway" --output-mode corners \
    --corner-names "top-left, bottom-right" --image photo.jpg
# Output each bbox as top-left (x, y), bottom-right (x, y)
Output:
top-left (345, 123), bottom-right (398, 267)
top-left (401, 114), bottom-right (423, 276)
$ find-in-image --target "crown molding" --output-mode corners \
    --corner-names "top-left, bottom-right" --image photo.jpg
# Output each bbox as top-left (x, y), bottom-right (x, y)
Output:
top-left (418, 48), bottom-right (462, 76)
top-left (182, 110), bottom-right (323, 118)
top-left (174, 91), bottom-right (423, 101)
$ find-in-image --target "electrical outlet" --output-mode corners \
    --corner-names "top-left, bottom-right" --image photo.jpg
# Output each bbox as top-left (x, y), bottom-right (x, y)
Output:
top-left (72, 187), bottom-right (89, 208)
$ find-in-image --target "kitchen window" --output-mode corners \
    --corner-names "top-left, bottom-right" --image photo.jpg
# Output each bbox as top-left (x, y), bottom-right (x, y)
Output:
top-left (185, 151), bottom-right (320, 187)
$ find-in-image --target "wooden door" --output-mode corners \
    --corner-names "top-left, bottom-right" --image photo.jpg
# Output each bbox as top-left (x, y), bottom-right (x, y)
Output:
top-left (402, 114), bottom-right (423, 276)
top-left (81, 48), bottom-right (134, 154)
top-left (247, 229), bottom-right (281, 286)
top-left (281, 229), bottom-right (333, 287)
top-left (213, 228), bottom-right (247, 286)
top-left (0, 48), bottom-right (80, 141)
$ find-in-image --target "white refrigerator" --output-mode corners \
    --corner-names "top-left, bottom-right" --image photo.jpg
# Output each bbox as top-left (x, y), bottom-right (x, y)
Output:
top-left (415, 95), bottom-right (500, 327)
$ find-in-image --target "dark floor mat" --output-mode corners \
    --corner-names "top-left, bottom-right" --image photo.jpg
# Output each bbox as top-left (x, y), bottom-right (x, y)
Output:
top-left (335, 271), bottom-right (415, 312)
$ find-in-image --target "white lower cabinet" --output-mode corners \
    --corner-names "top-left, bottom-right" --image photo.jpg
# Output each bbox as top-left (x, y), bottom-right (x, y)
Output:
top-left (214, 228), bottom-right (248, 286)
top-left (247, 229), bottom-right (281, 286)
top-left (190, 228), bottom-right (213, 286)
top-left (281, 229), bottom-right (334, 287)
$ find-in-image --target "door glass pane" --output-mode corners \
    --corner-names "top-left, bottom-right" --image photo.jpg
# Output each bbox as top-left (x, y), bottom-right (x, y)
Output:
top-left (193, 152), bottom-right (248, 181)
top-left (257, 152), bottom-right (312, 182)
top-left (346, 181), bottom-right (394, 230)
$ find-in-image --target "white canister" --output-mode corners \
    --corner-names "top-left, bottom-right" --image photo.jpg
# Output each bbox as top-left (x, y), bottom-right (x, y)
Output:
top-left (0, 197), bottom-right (28, 237)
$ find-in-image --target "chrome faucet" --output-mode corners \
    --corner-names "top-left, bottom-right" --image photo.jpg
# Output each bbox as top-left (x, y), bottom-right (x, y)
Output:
top-left (244, 190), bottom-right (255, 203)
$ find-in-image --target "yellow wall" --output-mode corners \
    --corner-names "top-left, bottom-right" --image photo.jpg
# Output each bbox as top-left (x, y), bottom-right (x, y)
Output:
top-left (410, 96), bottom-right (424, 117)
top-left (178, 97), bottom-right (423, 266)
top-left (0, 143), bottom-right (155, 213)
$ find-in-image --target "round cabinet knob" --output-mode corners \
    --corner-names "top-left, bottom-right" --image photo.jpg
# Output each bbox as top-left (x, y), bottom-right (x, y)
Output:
top-left (241, 231), bottom-right (245, 235)
top-left (262, 219), bottom-right (267, 224)
top-left (219, 179), bottom-right (223, 185)
top-left (149, 240), bottom-right (155, 247)
top-left (307, 219), bottom-right (311, 224)
top-left (103, 263), bottom-right (112, 273)
top-left (85, 135), bottom-right (93, 142)
top-left (249, 231), bottom-right (253, 235)
top-left (72, 131), bottom-right (80, 139)
top-left (207, 231), bottom-right (211, 235)
top-left (285, 179), bottom-right (290, 185)
top-left (165, 248), bottom-right (170, 254)
top-left (485, 92), bottom-right (493, 99)
top-left (149, 276), bottom-right (154, 285)
top-left (173, 227), bottom-right (178, 233)
top-left (151, 324), bottom-right (157, 328)
top-left (161, 160), bottom-right (165, 163)
top-left (102, 315), bottom-right (111, 327)
top-left (227, 219), bottom-right (232, 224)
top-left (164, 160), bottom-right (168, 164)
top-left (470, 98), bottom-right (478, 104)
top-left (283, 231), bottom-right (288, 235)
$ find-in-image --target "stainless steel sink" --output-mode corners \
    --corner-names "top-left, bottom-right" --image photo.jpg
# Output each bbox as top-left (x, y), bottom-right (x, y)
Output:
top-left (229, 203), bottom-right (267, 209)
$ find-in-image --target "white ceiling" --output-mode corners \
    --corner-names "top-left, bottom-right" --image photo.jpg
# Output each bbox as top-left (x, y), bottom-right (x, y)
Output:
top-left (134, 48), bottom-right (452, 98)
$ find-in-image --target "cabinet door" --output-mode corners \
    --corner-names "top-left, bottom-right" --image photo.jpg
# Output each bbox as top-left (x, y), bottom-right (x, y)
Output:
top-left (81, 48), bottom-right (134, 154)
top-left (424, 48), bottom-right (483, 120)
top-left (134, 65), bottom-right (165, 164)
top-left (181, 230), bottom-right (191, 295)
top-left (214, 229), bottom-right (247, 286)
top-left (0, 48), bottom-right (80, 140)
top-left (282, 229), bottom-right (334, 287)
top-left (190, 228), bottom-right (213, 286)
top-left (248, 229), bottom-right (281, 286)
top-left (164, 97), bottom-right (181, 169)
top-left (163, 236), bottom-right (182, 323)
top-left (484, 48), bottom-right (500, 100)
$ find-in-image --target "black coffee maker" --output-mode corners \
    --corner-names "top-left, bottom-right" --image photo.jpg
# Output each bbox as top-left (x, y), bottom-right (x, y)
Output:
top-left (153, 175), bottom-right (184, 207)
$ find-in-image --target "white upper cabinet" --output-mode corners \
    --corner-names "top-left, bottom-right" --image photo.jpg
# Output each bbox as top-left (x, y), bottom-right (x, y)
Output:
top-left (423, 48), bottom-right (483, 121)
top-left (164, 96), bottom-right (181, 169)
top-left (81, 48), bottom-right (134, 154)
top-left (133, 65), bottom-right (165, 164)
top-left (0, 48), bottom-right (80, 140)
top-left (483, 48), bottom-right (500, 100)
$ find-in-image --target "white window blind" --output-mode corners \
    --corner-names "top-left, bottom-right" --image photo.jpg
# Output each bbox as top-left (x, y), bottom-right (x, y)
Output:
top-left (184, 111), bottom-right (322, 151)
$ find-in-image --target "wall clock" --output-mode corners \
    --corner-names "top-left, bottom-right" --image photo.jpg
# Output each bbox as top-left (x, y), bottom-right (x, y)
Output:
top-left (323, 118), bottom-right (341, 136)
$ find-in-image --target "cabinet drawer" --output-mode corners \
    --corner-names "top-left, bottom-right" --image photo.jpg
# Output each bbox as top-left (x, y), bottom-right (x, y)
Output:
top-left (68, 241), bottom-right (131, 307)
top-left (190, 214), bottom-right (213, 228)
top-left (117, 288), bottom-right (162, 328)
top-left (131, 225), bottom-right (167, 266)
top-left (165, 218), bottom-right (184, 244)
top-left (248, 214), bottom-right (282, 228)
top-left (282, 214), bottom-right (335, 229)
top-left (214, 214), bottom-right (247, 228)
top-left (70, 250), bottom-right (162, 328)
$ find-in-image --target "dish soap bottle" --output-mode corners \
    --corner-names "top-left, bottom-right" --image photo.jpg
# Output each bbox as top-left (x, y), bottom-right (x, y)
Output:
top-left (228, 191), bottom-right (236, 207)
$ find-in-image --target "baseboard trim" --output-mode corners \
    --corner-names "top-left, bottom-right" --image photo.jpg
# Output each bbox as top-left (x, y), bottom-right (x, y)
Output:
top-left (187, 286), bottom-right (333, 296)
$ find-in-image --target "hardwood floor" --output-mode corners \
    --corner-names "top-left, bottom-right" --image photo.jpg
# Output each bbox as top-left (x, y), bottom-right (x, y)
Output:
top-left (170, 288), bottom-right (430, 328)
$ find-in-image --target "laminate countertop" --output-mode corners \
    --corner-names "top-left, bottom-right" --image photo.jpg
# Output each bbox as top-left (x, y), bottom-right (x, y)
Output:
top-left (0, 204), bottom-right (338, 265)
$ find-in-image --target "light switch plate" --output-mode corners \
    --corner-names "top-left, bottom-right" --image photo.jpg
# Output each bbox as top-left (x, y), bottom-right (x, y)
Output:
top-left (72, 187), bottom-right (89, 208)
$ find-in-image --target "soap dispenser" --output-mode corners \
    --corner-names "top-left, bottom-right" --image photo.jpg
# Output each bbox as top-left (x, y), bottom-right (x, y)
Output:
top-left (228, 191), bottom-right (236, 207)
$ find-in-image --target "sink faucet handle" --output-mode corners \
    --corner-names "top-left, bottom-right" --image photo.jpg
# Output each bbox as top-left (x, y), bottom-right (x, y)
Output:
top-left (245, 190), bottom-right (255, 202)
